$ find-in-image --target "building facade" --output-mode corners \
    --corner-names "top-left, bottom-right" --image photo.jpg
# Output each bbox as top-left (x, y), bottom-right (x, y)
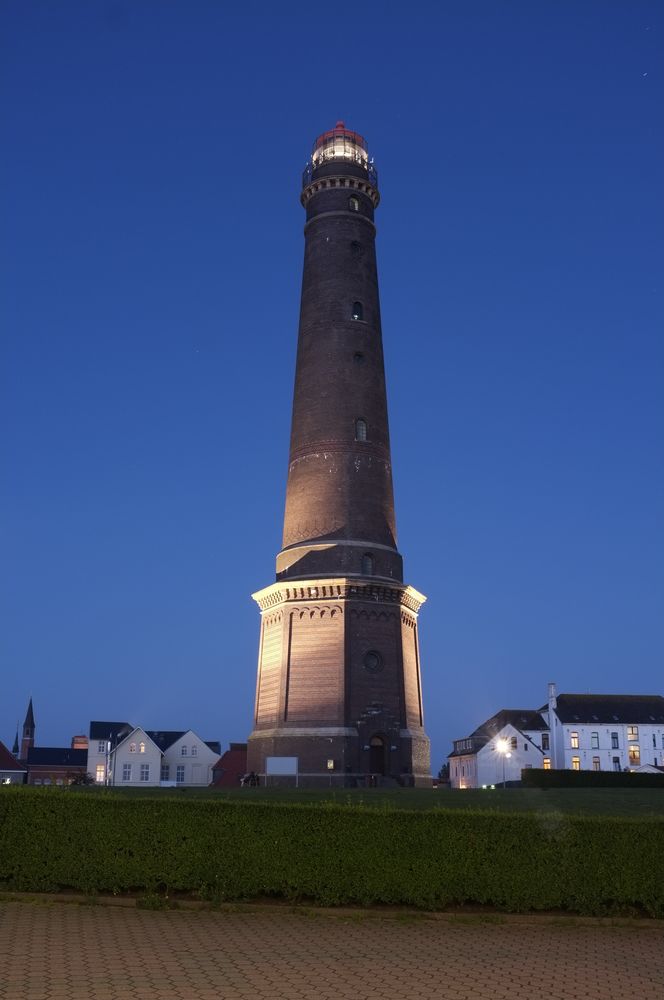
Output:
top-left (449, 684), bottom-right (664, 788)
top-left (87, 721), bottom-right (221, 787)
top-left (247, 123), bottom-right (430, 787)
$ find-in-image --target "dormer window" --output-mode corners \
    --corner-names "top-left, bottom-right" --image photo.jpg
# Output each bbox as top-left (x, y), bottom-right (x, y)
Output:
top-left (355, 419), bottom-right (367, 442)
top-left (351, 301), bottom-right (363, 321)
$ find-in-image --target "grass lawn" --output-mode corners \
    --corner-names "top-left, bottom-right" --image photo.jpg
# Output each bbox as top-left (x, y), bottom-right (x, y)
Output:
top-left (74, 784), bottom-right (664, 817)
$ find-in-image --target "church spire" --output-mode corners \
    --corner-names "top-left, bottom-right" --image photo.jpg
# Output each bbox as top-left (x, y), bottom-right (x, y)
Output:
top-left (20, 697), bottom-right (35, 762)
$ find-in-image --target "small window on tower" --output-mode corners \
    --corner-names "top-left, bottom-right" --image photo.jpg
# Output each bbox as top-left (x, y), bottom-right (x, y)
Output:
top-left (352, 301), bottom-right (363, 321)
top-left (355, 419), bottom-right (367, 442)
top-left (349, 196), bottom-right (359, 212)
top-left (361, 553), bottom-right (374, 575)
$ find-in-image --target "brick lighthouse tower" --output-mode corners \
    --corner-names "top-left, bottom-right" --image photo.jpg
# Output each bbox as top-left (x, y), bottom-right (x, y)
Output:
top-left (247, 123), bottom-right (431, 786)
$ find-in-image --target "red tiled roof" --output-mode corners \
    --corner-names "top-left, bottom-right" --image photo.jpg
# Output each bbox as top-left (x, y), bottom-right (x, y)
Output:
top-left (211, 745), bottom-right (247, 787)
top-left (0, 740), bottom-right (27, 771)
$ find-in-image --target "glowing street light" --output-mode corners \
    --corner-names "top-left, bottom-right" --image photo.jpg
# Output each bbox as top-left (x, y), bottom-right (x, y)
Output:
top-left (496, 738), bottom-right (512, 789)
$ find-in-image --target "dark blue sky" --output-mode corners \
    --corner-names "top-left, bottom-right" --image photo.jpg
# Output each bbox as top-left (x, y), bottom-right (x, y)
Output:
top-left (2, 1), bottom-right (663, 769)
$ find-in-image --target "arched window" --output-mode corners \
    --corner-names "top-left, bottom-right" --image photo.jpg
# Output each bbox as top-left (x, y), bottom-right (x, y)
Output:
top-left (349, 196), bottom-right (359, 212)
top-left (352, 301), bottom-right (363, 321)
top-left (362, 553), bottom-right (374, 575)
top-left (129, 742), bottom-right (136, 753)
top-left (139, 742), bottom-right (145, 754)
top-left (355, 419), bottom-right (367, 441)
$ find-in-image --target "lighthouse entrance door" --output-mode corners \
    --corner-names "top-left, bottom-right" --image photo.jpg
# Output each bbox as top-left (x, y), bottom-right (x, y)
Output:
top-left (369, 735), bottom-right (386, 776)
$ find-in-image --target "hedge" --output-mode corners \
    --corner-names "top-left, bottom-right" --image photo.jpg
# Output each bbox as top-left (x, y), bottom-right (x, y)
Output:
top-left (1, 788), bottom-right (663, 916)
top-left (522, 768), bottom-right (664, 789)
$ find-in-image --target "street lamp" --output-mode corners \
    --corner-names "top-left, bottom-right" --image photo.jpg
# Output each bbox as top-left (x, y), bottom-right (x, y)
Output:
top-left (496, 738), bottom-right (512, 789)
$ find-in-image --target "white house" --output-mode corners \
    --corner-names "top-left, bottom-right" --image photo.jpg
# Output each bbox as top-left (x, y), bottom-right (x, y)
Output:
top-left (86, 721), bottom-right (221, 787)
top-left (449, 684), bottom-right (664, 789)
top-left (449, 709), bottom-right (548, 789)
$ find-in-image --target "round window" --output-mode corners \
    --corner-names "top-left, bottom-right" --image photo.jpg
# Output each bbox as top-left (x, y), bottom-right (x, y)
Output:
top-left (363, 650), bottom-right (383, 673)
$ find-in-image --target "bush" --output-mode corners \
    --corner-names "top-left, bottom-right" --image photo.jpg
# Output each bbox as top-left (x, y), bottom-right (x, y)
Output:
top-left (522, 768), bottom-right (664, 789)
top-left (1, 787), bottom-right (663, 916)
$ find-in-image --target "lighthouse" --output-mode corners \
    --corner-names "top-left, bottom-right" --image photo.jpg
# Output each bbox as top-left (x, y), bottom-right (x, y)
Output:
top-left (247, 123), bottom-right (431, 787)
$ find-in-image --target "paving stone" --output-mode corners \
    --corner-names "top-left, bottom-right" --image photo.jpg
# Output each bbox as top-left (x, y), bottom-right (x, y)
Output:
top-left (1, 901), bottom-right (664, 999)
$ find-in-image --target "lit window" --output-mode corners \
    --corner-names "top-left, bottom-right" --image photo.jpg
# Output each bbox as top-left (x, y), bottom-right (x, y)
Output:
top-left (627, 726), bottom-right (639, 742)
top-left (122, 763), bottom-right (132, 781)
top-left (570, 732), bottom-right (579, 749)
top-left (181, 745), bottom-right (187, 756)
top-left (191, 745), bottom-right (197, 757)
top-left (355, 419), bottom-right (367, 442)
top-left (140, 764), bottom-right (150, 782)
top-left (591, 732), bottom-right (599, 749)
top-left (612, 756), bottom-right (621, 772)
top-left (361, 553), bottom-right (374, 575)
top-left (176, 765), bottom-right (185, 783)
top-left (541, 733), bottom-right (549, 751)
top-left (349, 196), bottom-right (359, 212)
top-left (161, 764), bottom-right (170, 781)
top-left (571, 756), bottom-right (580, 771)
top-left (139, 742), bottom-right (145, 754)
top-left (592, 757), bottom-right (601, 771)
top-left (611, 732), bottom-right (619, 749)
top-left (97, 740), bottom-right (106, 753)
top-left (351, 301), bottom-right (363, 321)
top-left (542, 758), bottom-right (551, 770)
top-left (95, 764), bottom-right (105, 783)
top-left (628, 745), bottom-right (640, 765)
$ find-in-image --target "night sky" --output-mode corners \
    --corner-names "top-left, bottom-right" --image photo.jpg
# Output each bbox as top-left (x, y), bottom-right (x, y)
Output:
top-left (2, 1), bottom-right (663, 771)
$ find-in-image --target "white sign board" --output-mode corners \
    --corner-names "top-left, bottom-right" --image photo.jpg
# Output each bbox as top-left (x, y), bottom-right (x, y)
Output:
top-left (265, 756), bottom-right (298, 776)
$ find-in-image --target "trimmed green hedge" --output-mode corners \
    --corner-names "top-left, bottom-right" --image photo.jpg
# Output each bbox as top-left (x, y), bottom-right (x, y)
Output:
top-left (1, 788), bottom-right (663, 915)
top-left (522, 768), bottom-right (664, 789)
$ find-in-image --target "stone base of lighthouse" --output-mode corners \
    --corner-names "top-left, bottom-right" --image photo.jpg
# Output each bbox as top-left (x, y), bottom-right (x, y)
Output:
top-left (247, 578), bottom-right (431, 787)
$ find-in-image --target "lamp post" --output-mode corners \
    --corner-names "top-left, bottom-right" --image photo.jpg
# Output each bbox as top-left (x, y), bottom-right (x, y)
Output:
top-left (496, 738), bottom-right (512, 789)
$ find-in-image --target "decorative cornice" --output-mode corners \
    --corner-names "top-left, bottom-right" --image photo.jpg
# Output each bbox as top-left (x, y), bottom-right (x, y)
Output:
top-left (301, 173), bottom-right (380, 208)
top-left (252, 577), bottom-right (427, 614)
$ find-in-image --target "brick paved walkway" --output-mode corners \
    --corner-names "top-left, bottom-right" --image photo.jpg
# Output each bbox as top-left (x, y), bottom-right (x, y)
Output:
top-left (1, 899), bottom-right (663, 1000)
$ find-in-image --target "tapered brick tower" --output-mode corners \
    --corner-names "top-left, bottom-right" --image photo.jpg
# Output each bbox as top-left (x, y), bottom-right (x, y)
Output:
top-left (247, 123), bottom-right (431, 786)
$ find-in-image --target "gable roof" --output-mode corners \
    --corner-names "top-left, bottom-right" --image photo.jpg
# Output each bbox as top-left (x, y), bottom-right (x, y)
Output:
top-left (114, 728), bottom-right (163, 754)
top-left (449, 709), bottom-right (548, 758)
top-left (89, 721), bottom-right (134, 742)
top-left (473, 708), bottom-right (547, 742)
top-left (144, 731), bottom-right (221, 754)
top-left (27, 748), bottom-right (87, 767)
top-left (0, 740), bottom-right (27, 772)
top-left (550, 694), bottom-right (664, 725)
top-left (145, 730), bottom-right (185, 751)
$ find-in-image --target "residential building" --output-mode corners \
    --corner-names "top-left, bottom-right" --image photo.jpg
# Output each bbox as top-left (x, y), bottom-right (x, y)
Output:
top-left (26, 747), bottom-right (88, 785)
top-left (449, 684), bottom-right (664, 788)
top-left (86, 721), bottom-right (221, 787)
top-left (211, 743), bottom-right (248, 787)
top-left (449, 710), bottom-right (548, 789)
top-left (0, 740), bottom-right (27, 785)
